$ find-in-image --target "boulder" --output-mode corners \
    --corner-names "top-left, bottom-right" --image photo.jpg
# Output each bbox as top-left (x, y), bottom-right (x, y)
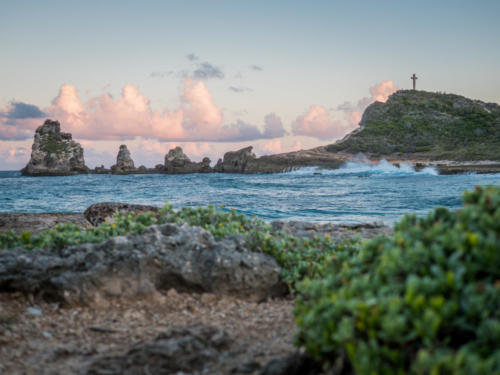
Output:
top-left (110, 145), bottom-right (135, 173)
top-left (0, 223), bottom-right (287, 304)
top-left (214, 146), bottom-right (256, 173)
top-left (21, 119), bottom-right (89, 176)
top-left (164, 146), bottom-right (212, 173)
top-left (87, 324), bottom-right (231, 375)
top-left (0, 213), bottom-right (91, 235)
top-left (83, 202), bottom-right (160, 226)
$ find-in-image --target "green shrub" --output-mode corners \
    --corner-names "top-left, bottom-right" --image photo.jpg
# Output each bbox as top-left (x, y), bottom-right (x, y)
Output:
top-left (294, 186), bottom-right (500, 374)
top-left (0, 202), bottom-right (348, 288)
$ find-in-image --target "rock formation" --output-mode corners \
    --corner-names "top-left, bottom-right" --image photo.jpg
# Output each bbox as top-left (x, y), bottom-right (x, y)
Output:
top-left (110, 144), bottom-right (135, 173)
top-left (0, 223), bottom-right (287, 304)
top-left (21, 119), bottom-right (88, 176)
top-left (214, 146), bottom-right (257, 173)
top-left (163, 146), bottom-right (212, 173)
top-left (83, 202), bottom-right (160, 226)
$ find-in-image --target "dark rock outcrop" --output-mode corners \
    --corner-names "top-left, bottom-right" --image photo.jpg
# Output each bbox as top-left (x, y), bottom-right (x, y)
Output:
top-left (21, 119), bottom-right (89, 176)
top-left (83, 202), bottom-right (160, 226)
top-left (88, 324), bottom-right (232, 375)
top-left (0, 223), bottom-right (287, 304)
top-left (110, 145), bottom-right (135, 173)
top-left (163, 146), bottom-right (212, 174)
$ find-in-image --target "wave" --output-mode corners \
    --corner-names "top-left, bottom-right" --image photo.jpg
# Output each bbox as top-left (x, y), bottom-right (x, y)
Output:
top-left (289, 159), bottom-right (439, 177)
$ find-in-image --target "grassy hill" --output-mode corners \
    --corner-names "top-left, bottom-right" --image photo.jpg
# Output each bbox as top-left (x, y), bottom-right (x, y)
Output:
top-left (327, 90), bottom-right (500, 161)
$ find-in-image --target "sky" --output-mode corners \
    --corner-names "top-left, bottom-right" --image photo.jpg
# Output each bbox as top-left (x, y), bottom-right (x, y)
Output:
top-left (1, 0), bottom-right (499, 169)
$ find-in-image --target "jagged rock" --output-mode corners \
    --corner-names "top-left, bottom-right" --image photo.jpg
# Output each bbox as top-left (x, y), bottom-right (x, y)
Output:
top-left (83, 202), bottom-right (160, 226)
top-left (110, 145), bottom-right (135, 173)
top-left (164, 146), bottom-right (212, 174)
top-left (0, 213), bottom-right (91, 235)
top-left (93, 165), bottom-right (108, 174)
top-left (0, 223), bottom-right (287, 304)
top-left (214, 146), bottom-right (257, 173)
top-left (21, 119), bottom-right (88, 176)
top-left (87, 324), bottom-right (232, 375)
top-left (271, 221), bottom-right (392, 241)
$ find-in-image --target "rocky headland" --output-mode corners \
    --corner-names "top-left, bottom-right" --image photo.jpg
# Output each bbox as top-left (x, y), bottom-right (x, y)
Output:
top-left (20, 90), bottom-right (500, 176)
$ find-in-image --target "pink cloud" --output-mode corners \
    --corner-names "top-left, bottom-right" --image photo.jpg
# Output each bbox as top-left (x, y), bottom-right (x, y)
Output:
top-left (261, 139), bottom-right (282, 154)
top-left (0, 81), bottom-right (284, 143)
top-left (337, 80), bottom-right (398, 126)
top-left (291, 105), bottom-right (348, 139)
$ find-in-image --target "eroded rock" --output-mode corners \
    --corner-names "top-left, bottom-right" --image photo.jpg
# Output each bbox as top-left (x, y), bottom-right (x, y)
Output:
top-left (87, 324), bottom-right (231, 375)
top-left (83, 202), bottom-right (160, 226)
top-left (21, 119), bottom-right (89, 176)
top-left (111, 145), bottom-right (135, 173)
top-left (0, 223), bottom-right (287, 304)
top-left (164, 146), bottom-right (212, 174)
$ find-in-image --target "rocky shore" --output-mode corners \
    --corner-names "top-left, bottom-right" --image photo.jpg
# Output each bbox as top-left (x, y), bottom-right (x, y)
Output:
top-left (0, 204), bottom-right (390, 374)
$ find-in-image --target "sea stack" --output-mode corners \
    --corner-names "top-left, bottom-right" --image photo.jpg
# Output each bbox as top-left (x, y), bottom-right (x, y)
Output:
top-left (111, 145), bottom-right (135, 173)
top-left (214, 146), bottom-right (256, 173)
top-left (21, 119), bottom-right (88, 176)
top-left (163, 146), bottom-right (212, 174)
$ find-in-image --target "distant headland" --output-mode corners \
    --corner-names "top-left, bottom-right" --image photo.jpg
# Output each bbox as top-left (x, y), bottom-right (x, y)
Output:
top-left (21, 90), bottom-right (500, 176)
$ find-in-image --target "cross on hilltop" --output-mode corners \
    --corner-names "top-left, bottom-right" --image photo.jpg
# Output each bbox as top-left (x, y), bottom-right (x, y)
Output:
top-left (411, 73), bottom-right (418, 90)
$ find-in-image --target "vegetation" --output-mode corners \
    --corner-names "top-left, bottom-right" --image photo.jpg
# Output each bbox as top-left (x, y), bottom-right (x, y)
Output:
top-left (0, 202), bottom-right (347, 288)
top-left (40, 134), bottom-right (70, 155)
top-left (294, 186), bottom-right (500, 374)
top-left (327, 90), bottom-right (500, 161)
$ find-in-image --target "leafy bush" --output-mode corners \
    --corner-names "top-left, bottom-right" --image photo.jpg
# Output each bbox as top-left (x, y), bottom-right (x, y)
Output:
top-left (0, 202), bottom-right (349, 288)
top-left (294, 186), bottom-right (500, 374)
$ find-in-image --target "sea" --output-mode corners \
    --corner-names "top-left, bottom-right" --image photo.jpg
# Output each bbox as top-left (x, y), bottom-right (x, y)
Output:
top-left (1, 160), bottom-right (499, 225)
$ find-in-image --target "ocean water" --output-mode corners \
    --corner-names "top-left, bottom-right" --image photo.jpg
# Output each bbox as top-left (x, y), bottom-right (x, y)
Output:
top-left (1, 160), bottom-right (499, 224)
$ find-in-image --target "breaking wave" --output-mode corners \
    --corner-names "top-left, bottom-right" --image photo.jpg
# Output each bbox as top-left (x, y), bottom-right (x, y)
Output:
top-left (289, 159), bottom-right (439, 177)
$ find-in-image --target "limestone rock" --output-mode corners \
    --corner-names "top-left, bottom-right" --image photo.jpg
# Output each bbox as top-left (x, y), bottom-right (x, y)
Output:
top-left (21, 119), bottom-right (88, 176)
top-left (87, 324), bottom-right (231, 375)
top-left (0, 213), bottom-right (91, 235)
top-left (164, 146), bottom-right (212, 173)
top-left (110, 145), bottom-right (135, 173)
top-left (271, 220), bottom-right (392, 241)
top-left (83, 202), bottom-right (160, 226)
top-left (214, 146), bottom-right (256, 173)
top-left (0, 223), bottom-right (287, 304)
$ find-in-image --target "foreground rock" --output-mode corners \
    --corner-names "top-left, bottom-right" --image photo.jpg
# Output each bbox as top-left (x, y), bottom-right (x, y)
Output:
top-left (21, 119), bottom-right (89, 176)
top-left (0, 223), bottom-right (287, 304)
top-left (163, 146), bottom-right (212, 174)
top-left (271, 220), bottom-right (392, 241)
top-left (0, 213), bottom-right (91, 235)
top-left (83, 202), bottom-right (160, 226)
top-left (88, 324), bottom-right (232, 374)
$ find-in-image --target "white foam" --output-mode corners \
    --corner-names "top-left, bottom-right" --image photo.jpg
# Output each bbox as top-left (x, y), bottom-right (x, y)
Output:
top-left (288, 159), bottom-right (439, 176)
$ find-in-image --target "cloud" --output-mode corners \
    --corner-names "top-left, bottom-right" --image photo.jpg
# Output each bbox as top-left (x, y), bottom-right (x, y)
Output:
top-left (228, 86), bottom-right (253, 93)
top-left (0, 101), bottom-right (46, 123)
top-left (192, 62), bottom-right (224, 80)
top-left (0, 142), bottom-right (30, 169)
top-left (0, 81), bottom-right (285, 143)
top-left (337, 80), bottom-right (397, 126)
top-left (262, 113), bottom-right (286, 138)
top-left (186, 53), bottom-right (199, 61)
top-left (250, 65), bottom-right (263, 71)
top-left (291, 105), bottom-right (348, 139)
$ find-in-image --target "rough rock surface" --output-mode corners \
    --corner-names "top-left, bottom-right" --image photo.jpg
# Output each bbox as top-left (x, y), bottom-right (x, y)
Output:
top-left (21, 119), bottom-right (89, 176)
top-left (88, 324), bottom-right (232, 374)
top-left (271, 220), bottom-right (392, 241)
top-left (0, 213), bottom-right (91, 235)
top-left (214, 146), bottom-right (257, 173)
top-left (163, 146), bottom-right (212, 174)
top-left (83, 202), bottom-right (159, 226)
top-left (110, 145), bottom-right (135, 173)
top-left (0, 223), bottom-right (287, 304)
